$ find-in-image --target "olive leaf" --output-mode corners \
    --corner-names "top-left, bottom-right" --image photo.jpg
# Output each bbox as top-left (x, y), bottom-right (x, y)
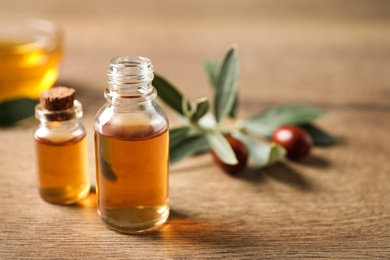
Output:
top-left (214, 45), bottom-right (240, 123)
top-left (299, 124), bottom-right (336, 146)
top-left (198, 112), bottom-right (218, 130)
top-left (228, 96), bottom-right (238, 119)
top-left (267, 143), bottom-right (287, 165)
top-left (153, 74), bottom-right (191, 117)
top-left (241, 104), bottom-right (325, 137)
top-left (204, 129), bottom-right (238, 165)
top-left (170, 126), bottom-right (192, 148)
top-left (203, 60), bottom-right (219, 88)
top-left (204, 58), bottom-right (238, 119)
top-left (169, 128), bottom-right (210, 164)
top-left (0, 98), bottom-right (38, 126)
top-left (190, 97), bottom-right (210, 122)
top-left (232, 131), bottom-right (286, 167)
top-left (181, 97), bottom-right (193, 119)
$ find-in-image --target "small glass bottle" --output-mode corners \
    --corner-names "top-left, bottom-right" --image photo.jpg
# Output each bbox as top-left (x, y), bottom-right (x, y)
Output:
top-left (94, 56), bottom-right (169, 233)
top-left (34, 86), bottom-right (90, 204)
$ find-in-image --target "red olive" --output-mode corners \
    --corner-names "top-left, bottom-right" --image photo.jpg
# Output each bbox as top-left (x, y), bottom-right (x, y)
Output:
top-left (211, 135), bottom-right (249, 174)
top-left (271, 125), bottom-right (313, 161)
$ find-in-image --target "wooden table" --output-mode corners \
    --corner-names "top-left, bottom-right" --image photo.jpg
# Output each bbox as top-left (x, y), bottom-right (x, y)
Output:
top-left (1, 0), bottom-right (389, 258)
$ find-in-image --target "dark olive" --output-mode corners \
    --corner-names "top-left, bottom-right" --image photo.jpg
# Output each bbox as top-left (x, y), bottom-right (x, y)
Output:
top-left (211, 135), bottom-right (248, 174)
top-left (272, 125), bottom-right (313, 161)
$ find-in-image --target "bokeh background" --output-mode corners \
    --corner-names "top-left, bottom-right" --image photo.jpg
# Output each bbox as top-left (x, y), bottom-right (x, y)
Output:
top-left (2, 0), bottom-right (389, 113)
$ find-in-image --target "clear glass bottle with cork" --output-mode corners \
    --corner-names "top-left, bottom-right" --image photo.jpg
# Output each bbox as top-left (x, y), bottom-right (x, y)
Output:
top-left (34, 86), bottom-right (90, 204)
top-left (94, 56), bottom-right (169, 233)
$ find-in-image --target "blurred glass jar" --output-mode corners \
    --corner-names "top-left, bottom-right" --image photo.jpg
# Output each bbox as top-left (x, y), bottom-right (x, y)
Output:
top-left (0, 18), bottom-right (63, 102)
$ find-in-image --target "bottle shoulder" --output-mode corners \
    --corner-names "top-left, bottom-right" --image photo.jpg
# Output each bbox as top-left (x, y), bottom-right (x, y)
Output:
top-left (34, 122), bottom-right (86, 144)
top-left (94, 104), bottom-right (168, 140)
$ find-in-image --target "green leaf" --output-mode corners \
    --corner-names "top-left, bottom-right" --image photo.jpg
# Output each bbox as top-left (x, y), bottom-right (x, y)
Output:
top-left (268, 143), bottom-right (286, 165)
top-left (152, 74), bottom-right (191, 116)
top-left (170, 126), bottom-right (191, 148)
top-left (198, 112), bottom-right (217, 130)
top-left (205, 130), bottom-right (238, 165)
top-left (214, 45), bottom-right (240, 123)
top-left (232, 131), bottom-right (286, 167)
top-left (203, 60), bottom-right (219, 88)
top-left (299, 124), bottom-right (336, 146)
top-left (181, 97), bottom-right (193, 119)
top-left (0, 98), bottom-right (38, 126)
top-left (169, 131), bottom-right (210, 165)
top-left (204, 58), bottom-right (238, 119)
top-left (242, 104), bottom-right (325, 137)
top-left (232, 131), bottom-right (269, 166)
top-left (229, 96), bottom-right (238, 119)
top-left (190, 97), bottom-right (209, 122)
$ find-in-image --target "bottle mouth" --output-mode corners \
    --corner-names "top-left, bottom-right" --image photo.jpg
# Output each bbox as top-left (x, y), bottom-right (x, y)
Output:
top-left (35, 100), bottom-right (83, 121)
top-left (107, 56), bottom-right (154, 90)
top-left (109, 56), bottom-right (153, 72)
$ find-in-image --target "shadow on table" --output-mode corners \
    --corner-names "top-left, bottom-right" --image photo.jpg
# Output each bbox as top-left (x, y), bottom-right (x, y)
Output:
top-left (300, 154), bottom-right (332, 169)
top-left (144, 209), bottom-right (265, 252)
top-left (237, 162), bottom-right (312, 191)
top-left (236, 152), bottom-right (332, 191)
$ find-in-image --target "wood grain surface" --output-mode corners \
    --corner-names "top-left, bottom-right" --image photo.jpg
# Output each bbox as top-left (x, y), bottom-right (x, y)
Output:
top-left (1, 0), bottom-right (390, 259)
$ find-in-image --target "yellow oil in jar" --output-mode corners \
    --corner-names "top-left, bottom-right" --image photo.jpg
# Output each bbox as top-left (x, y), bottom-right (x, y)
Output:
top-left (0, 38), bottom-right (62, 101)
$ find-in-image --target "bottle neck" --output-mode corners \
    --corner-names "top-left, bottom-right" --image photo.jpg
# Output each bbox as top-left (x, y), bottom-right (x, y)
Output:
top-left (105, 56), bottom-right (157, 106)
top-left (35, 100), bottom-right (83, 129)
top-left (40, 119), bottom-right (80, 132)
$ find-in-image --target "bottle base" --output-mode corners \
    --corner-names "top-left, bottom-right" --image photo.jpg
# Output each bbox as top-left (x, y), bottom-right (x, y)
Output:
top-left (98, 206), bottom-right (170, 234)
top-left (39, 184), bottom-right (90, 205)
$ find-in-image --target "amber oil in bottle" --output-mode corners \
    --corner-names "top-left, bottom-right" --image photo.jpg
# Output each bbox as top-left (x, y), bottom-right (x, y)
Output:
top-left (34, 87), bottom-right (90, 204)
top-left (94, 57), bottom-right (169, 233)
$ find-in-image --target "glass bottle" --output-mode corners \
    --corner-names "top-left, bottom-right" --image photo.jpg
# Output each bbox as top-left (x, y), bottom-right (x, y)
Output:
top-left (94, 56), bottom-right (170, 234)
top-left (34, 87), bottom-right (90, 204)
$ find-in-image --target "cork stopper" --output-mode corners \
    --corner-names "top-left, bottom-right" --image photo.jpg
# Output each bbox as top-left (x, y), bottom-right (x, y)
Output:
top-left (38, 86), bottom-right (78, 121)
top-left (40, 86), bottom-right (76, 111)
